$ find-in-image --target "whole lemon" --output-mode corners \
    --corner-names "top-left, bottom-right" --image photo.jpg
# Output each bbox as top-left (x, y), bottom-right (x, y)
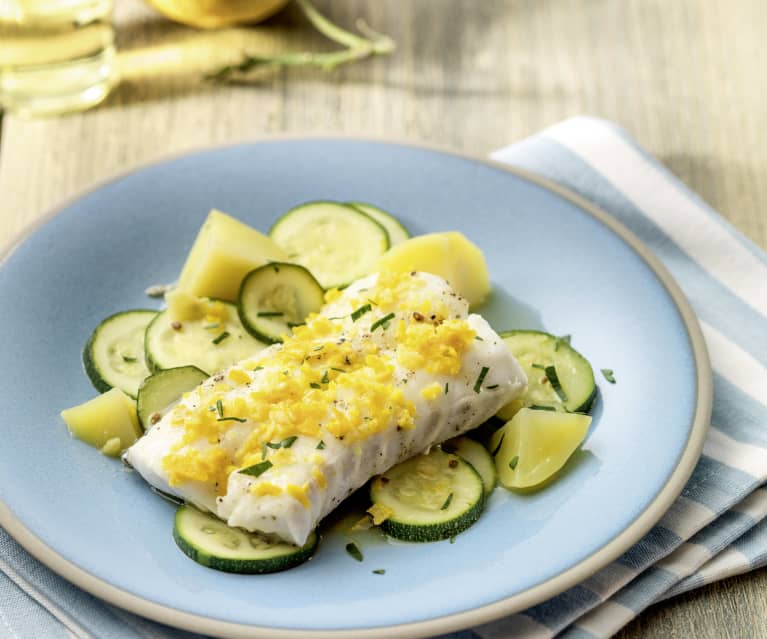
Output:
top-left (145, 0), bottom-right (290, 28)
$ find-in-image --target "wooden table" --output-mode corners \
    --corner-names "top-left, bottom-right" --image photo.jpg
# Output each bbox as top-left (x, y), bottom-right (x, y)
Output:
top-left (1, 1), bottom-right (765, 636)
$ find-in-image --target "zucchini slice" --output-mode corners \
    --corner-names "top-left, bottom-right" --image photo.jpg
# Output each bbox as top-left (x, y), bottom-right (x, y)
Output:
top-left (144, 301), bottom-right (264, 375)
top-left (238, 262), bottom-right (324, 344)
top-left (443, 437), bottom-right (497, 495)
top-left (497, 330), bottom-right (596, 419)
top-left (370, 448), bottom-right (484, 542)
top-left (347, 202), bottom-right (410, 246)
top-left (269, 201), bottom-right (389, 289)
top-left (137, 365), bottom-right (208, 429)
top-left (83, 309), bottom-right (157, 398)
top-left (173, 505), bottom-right (317, 574)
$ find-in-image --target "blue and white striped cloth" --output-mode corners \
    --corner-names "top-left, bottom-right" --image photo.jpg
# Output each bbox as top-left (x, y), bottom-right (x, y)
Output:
top-left (1, 117), bottom-right (766, 638)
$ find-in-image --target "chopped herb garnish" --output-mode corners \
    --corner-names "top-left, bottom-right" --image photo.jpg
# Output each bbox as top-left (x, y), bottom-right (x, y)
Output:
top-left (122, 355), bottom-right (138, 363)
top-left (531, 363), bottom-right (546, 370)
top-left (486, 384), bottom-right (499, 390)
top-left (345, 542), bottom-right (364, 562)
top-left (266, 441), bottom-right (282, 449)
top-left (327, 316), bottom-right (347, 321)
top-left (601, 368), bottom-right (616, 384)
top-left (554, 334), bottom-right (572, 351)
top-left (215, 399), bottom-right (224, 418)
top-left (212, 331), bottom-right (230, 345)
top-left (286, 322), bottom-right (303, 328)
top-left (261, 442), bottom-right (268, 459)
top-left (473, 366), bottom-right (490, 393)
top-left (440, 493), bottom-right (454, 510)
top-left (370, 313), bottom-right (395, 332)
top-left (316, 440), bottom-right (326, 450)
top-left (313, 344), bottom-right (324, 351)
top-left (256, 311), bottom-right (284, 317)
top-left (351, 304), bottom-right (372, 321)
top-left (330, 367), bottom-right (345, 373)
top-left (529, 404), bottom-right (556, 411)
top-left (449, 536), bottom-right (456, 544)
top-left (491, 433), bottom-right (505, 456)
top-left (372, 569), bottom-right (386, 575)
top-left (444, 383), bottom-right (449, 394)
top-left (203, 323), bottom-right (220, 330)
top-left (239, 460), bottom-right (272, 477)
top-left (252, 366), bottom-right (264, 371)
top-left (545, 365), bottom-right (568, 402)
top-left (509, 455), bottom-right (519, 470)
top-left (310, 382), bottom-right (321, 389)
top-left (280, 436), bottom-right (298, 449)
top-left (321, 370), bottom-right (330, 384)
top-left (474, 335), bottom-right (484, 341)
top-left (217, 416), bottom-right (246, 423)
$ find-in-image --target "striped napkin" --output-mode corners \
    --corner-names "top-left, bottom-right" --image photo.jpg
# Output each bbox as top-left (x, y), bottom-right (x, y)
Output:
top-left (1, 117), bottom-right (766, 639)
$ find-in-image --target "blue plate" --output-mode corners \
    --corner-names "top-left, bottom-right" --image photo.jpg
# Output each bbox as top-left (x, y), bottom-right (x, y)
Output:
top-left (0, 139), bottom-right (710, 638)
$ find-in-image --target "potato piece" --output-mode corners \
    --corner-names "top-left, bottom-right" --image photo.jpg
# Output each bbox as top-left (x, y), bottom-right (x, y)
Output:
top-left (376, 231), bottom-right (490, 307)
top-left (165, 288), bottom-right (207, 322)
top-left (176, 210), bottom-right (287, 302)
top-left (490, 408), bottom-right (591, 489)
top-left (60, 388), bottom-right (141, 457)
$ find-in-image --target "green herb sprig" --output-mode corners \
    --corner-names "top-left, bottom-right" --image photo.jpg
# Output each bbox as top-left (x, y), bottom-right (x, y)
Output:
top-left (208, 0), bottom-right (395, 81)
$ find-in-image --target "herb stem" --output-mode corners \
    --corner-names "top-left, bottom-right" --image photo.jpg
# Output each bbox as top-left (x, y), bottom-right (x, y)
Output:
top-left (208, 0), bottom-right (395, 81)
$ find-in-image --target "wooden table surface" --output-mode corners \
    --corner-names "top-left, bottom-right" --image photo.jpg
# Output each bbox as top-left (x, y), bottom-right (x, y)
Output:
top-left (1, 1), bottom-right (765, 637)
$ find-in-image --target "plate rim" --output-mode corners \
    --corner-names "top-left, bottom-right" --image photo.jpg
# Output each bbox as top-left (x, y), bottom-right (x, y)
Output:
top-left (0, 135), bottom-right (712, 639)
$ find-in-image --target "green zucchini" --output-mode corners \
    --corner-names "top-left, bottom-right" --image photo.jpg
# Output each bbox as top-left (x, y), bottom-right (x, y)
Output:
top-left (173, 505), bottom-right (318, 574)
top-left (144, 301), bottom-right (264, 375)
top-left (83, 309), bottom-right (157, 398)
top-left (136, 365), bottom-right (208, 429)
top-left (496, 330), bottom-right (596, 420)
top-left (347, 202), bottom-right (410, 246)
top-left (237, 262), bottom-right (325, 344)
top-left (370, 448), bottom-right (484, 542)
top-left (443, 436), bottom-right (497, 495)
top-left (269, 201), bottom-right (389, 289)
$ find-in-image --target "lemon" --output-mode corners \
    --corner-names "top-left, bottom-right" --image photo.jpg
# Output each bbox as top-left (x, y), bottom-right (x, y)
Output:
top-left (144, 0), bottom-right (290, 29)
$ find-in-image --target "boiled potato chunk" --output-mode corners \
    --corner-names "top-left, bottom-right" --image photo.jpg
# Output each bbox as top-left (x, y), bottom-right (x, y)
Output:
top-left (60, 388), bottom-right (141, 457)
top-left (376, 231), bottom-right (490, 307)
top-left (165, 288), bottom-right (206, 322)
top-left (176, 210), bottom-right (287, 302)
top-left (490, 408), bottom-right (591, 489)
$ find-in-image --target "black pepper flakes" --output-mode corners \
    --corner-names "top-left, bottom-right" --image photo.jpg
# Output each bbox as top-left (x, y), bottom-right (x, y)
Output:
top-left (170, 321), bottom-right (182, 331)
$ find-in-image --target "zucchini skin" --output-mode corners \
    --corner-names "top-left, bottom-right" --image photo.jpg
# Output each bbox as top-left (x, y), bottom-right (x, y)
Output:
top-left (136, 365), bottom-right (209, 429)
top-left (237, 262), bottom-right (324, 345)
top-left (83, 332), bottom-right (112, 394)
top-left (371, 454), bottom-right (485, 543)
top-left (379, 493), bottom-right (484, 543)
top-left (268, 201), bottom-right (390, 289)
top-left (500, 329), bottom-right (597, 414)
top-left (82, 309), bottom-right (157, 398)
top-left (172, 507), bottom-right (318, 574)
